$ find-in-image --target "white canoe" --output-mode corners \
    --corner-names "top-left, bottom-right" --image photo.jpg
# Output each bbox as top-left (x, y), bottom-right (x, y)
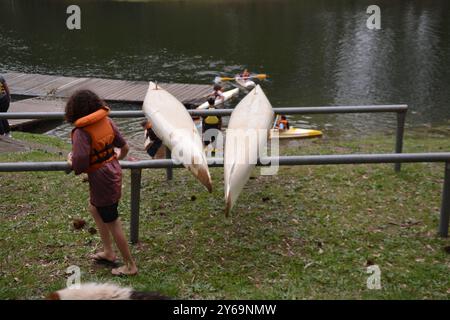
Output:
top-left (196, 88), bottom-right (239, 110)
top-left (224, 85), bottom-right (274, 215)
top-left (235, 78), bottom-right (256, 89)
top-left (142, 82), bottom-right (212, 192)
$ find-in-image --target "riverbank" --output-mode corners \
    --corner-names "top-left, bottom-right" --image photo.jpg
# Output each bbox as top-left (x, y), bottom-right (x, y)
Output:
top-left (0, 129), bottom-right (449, 299)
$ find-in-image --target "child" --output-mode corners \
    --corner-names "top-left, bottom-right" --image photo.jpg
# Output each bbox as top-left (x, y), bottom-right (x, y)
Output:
top-left (202, 97), bottom-right (222, 152)
top-left (0, 74), bottom-right (11, 137)
top-left (240, 69), bottom-right (250, 80)
top-left (211, 84), bottom-right (225, 104)
top-left (141, 119), bottom-right (162, 159)
top-left (65, 90), bottom-right (137, 276)
top-left (277, 115), bottom-right (290, 131)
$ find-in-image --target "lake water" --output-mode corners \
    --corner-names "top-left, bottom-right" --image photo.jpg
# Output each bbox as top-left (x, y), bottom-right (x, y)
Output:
top-left (1, 0), bottom-right (449, 150)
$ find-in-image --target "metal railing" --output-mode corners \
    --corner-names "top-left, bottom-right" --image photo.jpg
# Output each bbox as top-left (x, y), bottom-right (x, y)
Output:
top-left (0, 153), bottom-right (449, 243)
top-left (1, 105), bottom-right (424, 244)
top-left (0, 104), bottom-right (408, 174)
top-left (0, 105), bottom-right (408, 119)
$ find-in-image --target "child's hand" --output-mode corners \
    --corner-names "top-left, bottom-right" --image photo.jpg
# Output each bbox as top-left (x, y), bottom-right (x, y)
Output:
top-left (114, 147), bottom-right (121, 159)
top-left (115, 144), bottom-right (129, 161)
top-left (65, 152), bottom-right (73, 174)
top-left (67, 152), bottom-right (73, 167)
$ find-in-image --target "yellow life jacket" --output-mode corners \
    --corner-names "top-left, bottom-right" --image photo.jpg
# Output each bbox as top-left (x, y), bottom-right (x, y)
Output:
top-left (204, 105), bottom-right (220, 125)
top-left (0, 81), bottom-right (7, 97)
top-left (72, 107), bottom-right (116, 173)
top-left (204, 115), bottom-right (220, 125)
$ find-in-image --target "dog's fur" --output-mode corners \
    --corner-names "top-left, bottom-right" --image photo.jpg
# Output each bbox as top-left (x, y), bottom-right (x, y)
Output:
top-left (48, 282), bottom-right (171, 300)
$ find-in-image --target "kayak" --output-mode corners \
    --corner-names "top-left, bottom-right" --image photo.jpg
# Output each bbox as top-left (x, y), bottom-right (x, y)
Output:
top-left (196, 88), bottom-right (239, 110)
top-left (235, 77), bottom-right (256, 89)
top-left (224, 85), bottom-right (274, 216)
top-left (271, 115), bottom-right (322, 139)
top-left (142, 82), bottom-right (212, 192)
top-left (270, 127), bottom-right (323, 139)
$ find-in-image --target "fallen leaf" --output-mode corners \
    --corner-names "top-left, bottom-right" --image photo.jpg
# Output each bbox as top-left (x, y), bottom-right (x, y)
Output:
top-left (366, 259), bottom-right (375, 266)
top-left (73, 218), bottom-right (86, 230)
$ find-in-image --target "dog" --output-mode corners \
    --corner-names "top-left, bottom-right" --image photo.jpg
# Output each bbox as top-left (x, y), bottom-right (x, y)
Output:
top-left (48, 282), bottom-right (171, 300)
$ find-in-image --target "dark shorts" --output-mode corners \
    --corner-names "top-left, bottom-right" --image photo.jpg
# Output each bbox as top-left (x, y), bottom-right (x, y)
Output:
top-left (146, 139), bottom-right (163, 158)
top-left (95, 202), bottom-right (119, 223)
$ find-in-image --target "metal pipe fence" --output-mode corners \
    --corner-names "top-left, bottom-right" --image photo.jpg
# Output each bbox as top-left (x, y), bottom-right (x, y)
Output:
top-left (0, 153), bottom-right (448, 243)
top-left (0, 105), bottom-right (416, 243)
top-left (0, 104), bottom-right (408, 176)
top-left (0, 105), bottom-right (408, 119)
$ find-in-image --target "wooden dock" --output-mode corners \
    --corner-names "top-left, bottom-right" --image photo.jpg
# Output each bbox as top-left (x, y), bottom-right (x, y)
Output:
top-left (8, 97), bottom-right (66, 129)
top-left (3, 72), bottom-right (212, 105)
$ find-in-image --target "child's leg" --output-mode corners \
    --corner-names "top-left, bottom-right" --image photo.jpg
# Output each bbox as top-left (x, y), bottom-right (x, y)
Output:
top-left (106, 219), bottom-right (138, 275)
top-left (88, 204), bottom-right (116, 261)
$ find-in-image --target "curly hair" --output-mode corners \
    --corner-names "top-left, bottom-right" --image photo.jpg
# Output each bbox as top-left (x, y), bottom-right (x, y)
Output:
top-left (65, 90), bottom-right (106, 123)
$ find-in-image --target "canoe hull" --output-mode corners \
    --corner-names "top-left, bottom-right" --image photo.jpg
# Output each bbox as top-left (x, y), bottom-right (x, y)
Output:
top-left (143, 82), bottom-right (212, 192)
top-left (235, 78), bottom-right (256, 89)
top-left (224, 85), bottom-right (274, 215)
top-left (197, 88), bottom-right (239, 110)
top-left (270, 128), bottom-right (323, 139)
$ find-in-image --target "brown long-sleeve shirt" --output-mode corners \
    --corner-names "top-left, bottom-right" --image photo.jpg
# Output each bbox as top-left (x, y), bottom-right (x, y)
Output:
top-left (71, 119), bottom-right (126, 207)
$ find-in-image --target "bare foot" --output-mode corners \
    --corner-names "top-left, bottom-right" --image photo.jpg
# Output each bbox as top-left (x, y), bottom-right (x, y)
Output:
top-left (90, 252), bottom-right (117, 263)
top-left (111, 264), bottom-right (138, 276)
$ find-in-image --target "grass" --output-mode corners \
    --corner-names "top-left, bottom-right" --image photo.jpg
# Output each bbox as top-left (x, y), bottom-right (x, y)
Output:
top-left (0, 127), bottom-right (449, 299)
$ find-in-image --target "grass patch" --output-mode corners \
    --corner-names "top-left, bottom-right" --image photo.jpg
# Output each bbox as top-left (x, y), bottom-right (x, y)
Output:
top-left (0, 129), bottom-right (449, 299)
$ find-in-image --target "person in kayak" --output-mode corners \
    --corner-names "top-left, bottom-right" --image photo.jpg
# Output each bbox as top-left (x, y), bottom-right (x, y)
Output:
top-left (240, 69), bottom-right (251, 80)
top-left (210, 84), bottom-right (225, 104)
top-left (202, 97), bottom-right (222, 152)
top-left (141, 119), bottom-right (163, 159)
top-left (0, 74), bottom-right (11, 137)
top-left (66, 90), bottom-right (138, 276)
top-left (277, 115), bottom-right (290, 131)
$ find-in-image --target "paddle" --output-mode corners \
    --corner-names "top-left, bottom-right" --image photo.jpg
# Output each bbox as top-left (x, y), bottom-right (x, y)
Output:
top-left (273, 115), bottom-right (279, 129)
top-left (218, 74), bottom-right (269, 81)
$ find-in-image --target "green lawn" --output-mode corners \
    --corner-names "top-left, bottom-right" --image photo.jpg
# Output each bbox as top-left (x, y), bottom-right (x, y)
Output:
top-left (0, 128), bottom-right (449, 299)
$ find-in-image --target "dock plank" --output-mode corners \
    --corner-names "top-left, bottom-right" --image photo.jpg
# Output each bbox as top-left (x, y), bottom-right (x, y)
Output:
top-left (8, 98), bottom-right (66, 128)
top-left (4, 72), bottom-right (210, 104)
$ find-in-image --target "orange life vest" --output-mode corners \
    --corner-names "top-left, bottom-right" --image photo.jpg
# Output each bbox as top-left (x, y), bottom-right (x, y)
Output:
top-left (278, 119), bottom-right (289, 130)
top-left (72, 107), bottom-right (116, 173)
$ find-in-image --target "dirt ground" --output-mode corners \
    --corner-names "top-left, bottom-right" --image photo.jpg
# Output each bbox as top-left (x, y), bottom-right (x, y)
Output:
top-left (0, 135), bottom-right (64, 154)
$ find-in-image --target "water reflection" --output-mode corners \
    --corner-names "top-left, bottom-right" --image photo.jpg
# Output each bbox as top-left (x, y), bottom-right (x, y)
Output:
top-left (0, 0), bottom-right (449, 137)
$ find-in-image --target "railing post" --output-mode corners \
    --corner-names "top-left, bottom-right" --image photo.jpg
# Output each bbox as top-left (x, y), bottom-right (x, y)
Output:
top-left (394, 110), bottom-right (406, 172)
top-left (439, 162), bottom-right (450, 237)
top-left (166, 146), bottom-right (173, 181)
top-left (130, 168), bottom-right (142, 244)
